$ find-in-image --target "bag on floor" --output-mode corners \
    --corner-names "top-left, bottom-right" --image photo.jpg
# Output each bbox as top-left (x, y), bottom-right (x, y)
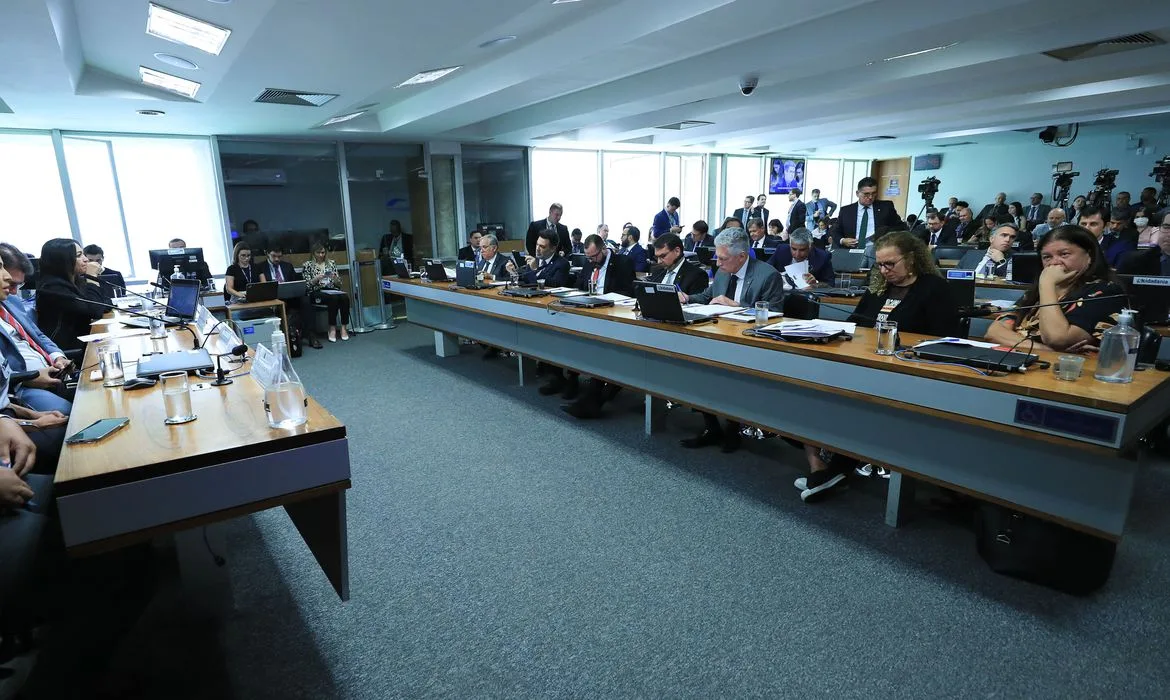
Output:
top-left (975, 503), bottom-right (1115, 595)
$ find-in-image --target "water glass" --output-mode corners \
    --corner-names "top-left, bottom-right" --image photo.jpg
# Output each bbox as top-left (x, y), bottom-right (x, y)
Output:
top-left (161, 371), bottom-right (196, 425)
top-left (1055, 354), bottom-right (1085, 381)
top-left (99, 342), bottom-right (125, 387)
top-left (875, 321), bottom-right (898, 356)
top-left (537, 279), bottom-right (546, 291)
top-left (149, 316), bottom-right (167, 339)
top-left (754, 301), bottom-right (769, 329)
top-left (588, 279), bottom-right (599, 296)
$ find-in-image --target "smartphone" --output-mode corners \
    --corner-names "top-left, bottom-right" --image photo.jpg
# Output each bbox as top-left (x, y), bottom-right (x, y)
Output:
top-left (511, 251), bottom-right (527, 269)
top-left (65, 417), bottom-right (130, 445)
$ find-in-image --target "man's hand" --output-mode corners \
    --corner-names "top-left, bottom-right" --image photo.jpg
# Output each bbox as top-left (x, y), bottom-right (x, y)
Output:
top-left (710, 295), bottom-right (737, 306)
top-left (0, 468), bottom-right (34, 508)
top-left (841, 237), bottom-right (858, 248)
top-left (27, 366), bottom-right (62, 390)
top-left (0, 418), bottom-right (36, 477)
top-left (29, 411), bottom-right (68, 430)
top-left (504, 261), bottom-right (517, 275)
top-left (52, 356), bottom-right (72, 371)
top-left (525, 256), bottom-right (539, 271)
top-left (802, 272), bottom-right (818, 287)
top-left (677, 292), bottom-right (689, 304)
top-left (670, 226), bottom-right (683, 234)
top-left (988, 248), bottom-right (1006, 263)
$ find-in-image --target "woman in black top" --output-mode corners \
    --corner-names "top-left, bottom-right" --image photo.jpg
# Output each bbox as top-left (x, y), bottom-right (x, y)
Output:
top-left (850, 231), bottom-right (960, 337)
top-left (223, 242), bottom-right (257, 305)
top-left (985, 225), bottom-right (1126, 352)
top-left (34, 238), bottom-right (109, 351)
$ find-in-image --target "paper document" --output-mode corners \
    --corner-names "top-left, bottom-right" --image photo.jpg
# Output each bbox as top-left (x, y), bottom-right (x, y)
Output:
top-left (487, 282), bottom-right (508, 287)
top-left (683, 304), bottom-right (746, 317)
top-left (443, 267), bottom-right (457, 278)
top-left (554, 290), bottom-right (588, 298)
top-left (784, 261), bottom-right (810, 289)
top-left (77, 328), bottom-right (151, 343)
top-left (723, 310), bottom-right (783, 322)
top-left (985, 299), bottom-right (1019, 310)
top-left (545, 287), bottom-right (577, 294)
top-left (597, 292), bottom-right (634, 302)
top-left (914, 338), bottom-right (999, 350)
top-left (761, 319), bottom-right (857, 337)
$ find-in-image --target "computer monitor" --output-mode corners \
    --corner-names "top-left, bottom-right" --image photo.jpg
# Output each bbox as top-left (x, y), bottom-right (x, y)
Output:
top-left (944, 269), bottom-right (976, 310)
top-left (165, 278), bottom-right (201, 320)
top-left (1117, 275), bottom-right (1170, 327)
top-left (151, 247), bottom-right (210, 284)
top-left (1011, 252), bottom-right (1041, 285)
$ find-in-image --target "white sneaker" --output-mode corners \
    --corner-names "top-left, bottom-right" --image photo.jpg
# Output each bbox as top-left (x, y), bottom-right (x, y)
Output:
top-left (793, 477), bottom-right (807, 491)
top-left (876, 466), bottom-right (891, 479)
top-left (855, 463), bottom-right (874, 477)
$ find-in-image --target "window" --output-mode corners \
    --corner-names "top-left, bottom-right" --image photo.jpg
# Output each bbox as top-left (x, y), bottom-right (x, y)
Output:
top-left (804, 159), bottom-right (842, 213)
top-left (840, 160), bottom-right (871, 207)
top-left (602, 152), bottom-right (660, 236)
top-left (664, 154), bottom-right (706, 230)
top-left (531, 149), bottom-right (599, 235)
top-left (723, 156), bottom-right (764, 219)
top-left (0, 132), bottom-right (72, 258)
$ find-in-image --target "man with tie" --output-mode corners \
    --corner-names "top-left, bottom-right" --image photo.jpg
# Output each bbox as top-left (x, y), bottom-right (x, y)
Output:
top-left (830, 177), bottom-right (905, 250)
top-left (977, 192), bottom-right (1009, 222)
top-left (683, 221), bottom-right (714, 252)
top-left (569, 229), bottom-right (585, 254)
top-left (732, 196), bottom-right (755, 227)
top-left (677, 228), bottom-right (783, 453)
top-left (259, 248), bottom-right (322, 349)
top-left (958, 224), bottom-right (1019, 278)
top-left (506, 231), bottom-right (570, 288)
top-left (922, 210), bottom-right (959, 247)
top-left (651, 197), bottom-right (683, 239)
top-left (619, 226), bottom-right (650, 273)
top-left (0, 245), bottom-right (74, 415)
top-left (786, 189), bottom-right (807, 234)
top-left (747, 219), bottom-right (780, 252)
top-left (1025, 193), bottom-right (1052, 233)
top-left (805, 189), bottom-right (838, 229)
top-left (939, 197), bottom-right (959, 219)
top-left (751, 194), bottom-right (770, 225)
top-left (476, 234), bottom-right (510, 279)
top-left (457, 230), bottom-right (482, 262)
top-left (952, 207), bottom-right (975, 242)
top-left (525, 203), bottom-right (570, 257)
top-left (767, 229), bottom-right (834, 287)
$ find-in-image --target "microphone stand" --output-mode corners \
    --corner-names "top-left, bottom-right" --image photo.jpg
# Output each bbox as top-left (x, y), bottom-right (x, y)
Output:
top-left (53, 293), bottom-right (201, 346)
top-left (81, 274), bottom-right (160, 308)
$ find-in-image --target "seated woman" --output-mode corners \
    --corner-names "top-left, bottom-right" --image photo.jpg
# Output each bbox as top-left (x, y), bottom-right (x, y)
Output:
top-left (795, 231), bottom-right (960, 502)
top-left (965, 214), bottom-right (1000, 246)
top-left (34, 238), bottom-right (108, 352)
top-left (1134, 207), bottom-right (1160, 247)
top-left (768, 219), bottom-right (786, 243)
top-left (984, 225), bottom-right (1126, 353)
top-left (302, 242), bottom-right (351, 342)
top-left (223, 242), bottom-right (258, 306)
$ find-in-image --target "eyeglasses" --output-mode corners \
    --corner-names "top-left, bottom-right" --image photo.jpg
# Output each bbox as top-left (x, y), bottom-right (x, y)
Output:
top-left (875, 257), bottom-right (904, 270)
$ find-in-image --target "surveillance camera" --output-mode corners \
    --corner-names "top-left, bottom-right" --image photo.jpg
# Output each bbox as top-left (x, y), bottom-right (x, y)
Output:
top-left (739, 75), bottom-right (759, 97)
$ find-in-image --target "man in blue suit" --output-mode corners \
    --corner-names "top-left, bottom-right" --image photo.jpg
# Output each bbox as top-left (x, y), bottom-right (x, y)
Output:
top-left (506, 231), bottom-right (570, 287)
top-left (767, 229), bottom-right (834, 287)
top-left (619, 225), bottom-right (649, 273)
top-left (651, 197), bottom-right (683, 239)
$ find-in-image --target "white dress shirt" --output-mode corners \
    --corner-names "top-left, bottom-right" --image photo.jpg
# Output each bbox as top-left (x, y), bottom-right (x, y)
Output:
top-left (661, 258), bottom-right (685, 286)
top-left (730, 258), bottom-right (749, 305)
top-left (855, 204), bottom-right (875, 241)
top-left (592, 251), bottom-right (612, 294)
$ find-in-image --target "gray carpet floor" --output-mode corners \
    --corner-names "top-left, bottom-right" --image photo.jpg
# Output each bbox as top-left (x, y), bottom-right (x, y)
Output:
top-left (44, 322), bottom-right (1170, 698)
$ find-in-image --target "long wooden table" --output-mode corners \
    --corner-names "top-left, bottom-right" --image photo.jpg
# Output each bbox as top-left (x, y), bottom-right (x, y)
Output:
top-left (54, 321), bottom-right (351, 600)
top-left (384, 276), bottom-right (1170, 541)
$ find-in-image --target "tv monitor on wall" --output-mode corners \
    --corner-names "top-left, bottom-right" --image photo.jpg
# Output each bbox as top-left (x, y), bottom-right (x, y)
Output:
top-left (768, 157), bottom-right (805, 195)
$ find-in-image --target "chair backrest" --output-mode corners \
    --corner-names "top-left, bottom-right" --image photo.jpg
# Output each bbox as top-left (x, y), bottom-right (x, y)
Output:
top-left (782, 292), bottom-right (820, 320)
top-left (932, 245), bottom-right (971, 262)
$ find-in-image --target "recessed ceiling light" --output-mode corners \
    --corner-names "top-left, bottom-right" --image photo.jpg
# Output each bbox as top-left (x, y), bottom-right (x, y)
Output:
top-left (321, 111), bottom-right (367, 126)
top-left (147, 3), bottom-right (231, 56)
top-left (883, 42), bottom-right (958, 62)
top-left (205, 0), bottom-right (233, 4)
top-left (153, 52), bottom-right (199, 70)
top-left (551, 0), bottom-right (583, 4)
top-left (479, 36), bottom-right (517, 48)
top-left (137, 109), bottom-right (166, 116)
top-left (139, 66), bottom-right (201, 98)
top-left (396, 66), bottom-right (461, 87)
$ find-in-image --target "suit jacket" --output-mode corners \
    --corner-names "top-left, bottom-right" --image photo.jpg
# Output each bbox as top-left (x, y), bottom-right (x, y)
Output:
top-left (977, 203), bottom-right (1009, 221)
top-left (951, 220), bottom-right (975, 243)
top-left (749, 235), bottom-right (782, 253)
top-left (787, 201), bottom-right (807, 232)
top-left (830, 201), bottom-right (904, 247)
top-left (1117, 246), bottom-right (1170, 276)
top-left (807, 197), bottom-right (837, 224)
top-left (1101, 232), bottom-right (1137, 268)
top-left (0, 297), bottom-right (65, 372)
top-left (620, 244), bottom-right (650, 273)
top-left (648, 259), bottom-right (709, 295)
top-left (1024, 203), bottom-right (1052, 225)
top-left (519, 256), bottom-right (570, 288)
top-left (34, 275), bottom-right (109, 351)
top-left (577, 250), bottom-right (636, 296)
top-left (732, 207), bottom-right (752, 226)
top-left (767, 245), bottom-right (835, 285)
top-left (683, 233), bottom-right (715, 252)
top-left (457, 245), bottom-right (477, 262)
top-left (652, 209), bottom-right (679, 236)
top-left (478, 254), bottom-right (509, 279)
top-left (957, 249), bottom-right (1010, 277)
top-left (689, 257), bottom-right (784, 307)
top-left (526, 220), bottom-right (570, 257)
top-left (749, 206), bottom-right (770, 224)
top-left (98, 268), bottom-right (127, 298)
top-left (260, 260), bottom-right (302, 283)
top-left (571, 242), bottom-right (586, 254)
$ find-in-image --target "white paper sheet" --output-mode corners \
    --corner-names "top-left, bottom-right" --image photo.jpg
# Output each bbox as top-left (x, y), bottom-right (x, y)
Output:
top-left (77, 328), bottom-right (152, 343)
top-left (683, 304), bottom-right (746, 317)
top-left (784, 261), bottom-right (810, 289)
top-left (914, 337), bottom-right (999, 350)
top-left (723, 310), bottom-right (783, 322)
top-left (761, 319), bottom-right (857, 337)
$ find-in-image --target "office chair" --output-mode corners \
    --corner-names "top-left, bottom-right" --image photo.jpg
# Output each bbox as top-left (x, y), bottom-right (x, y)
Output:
top-left (782, 292), bottom-right (820, 320)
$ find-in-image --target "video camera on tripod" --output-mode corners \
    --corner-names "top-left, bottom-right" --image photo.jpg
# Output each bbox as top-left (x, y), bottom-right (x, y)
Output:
top-left (915, 176), bottom-right (940, 219)
top-left (1151, 155), bottom-right (1170, 208)
top-left (1086, 167), bottom-right (1119, 215)
top-left (1051, 163), bottom-right (1078, 209)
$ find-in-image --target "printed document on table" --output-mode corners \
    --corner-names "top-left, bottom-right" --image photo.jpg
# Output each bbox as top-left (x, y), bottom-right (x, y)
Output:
top-left (683, 304), bottom-right (746, 317)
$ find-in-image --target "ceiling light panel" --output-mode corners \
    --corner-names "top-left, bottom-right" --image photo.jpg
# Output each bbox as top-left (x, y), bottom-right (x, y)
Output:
top-left (139, 66), bottom-right (201, 98)
top-left (147, 3), bottom-right (231, 56)
top-left (396, 67), bottom-right (462, 87)
top-left (322, 111), bottom-right (367, 126)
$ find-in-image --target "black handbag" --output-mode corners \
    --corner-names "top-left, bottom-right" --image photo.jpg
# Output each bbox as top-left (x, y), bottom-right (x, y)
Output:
top-left (975, 503), bottom-right (1116, 595)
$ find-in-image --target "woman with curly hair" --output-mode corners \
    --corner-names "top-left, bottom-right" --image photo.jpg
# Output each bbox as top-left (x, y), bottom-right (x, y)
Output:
top-left (850, 230), bottom-right (960, 337)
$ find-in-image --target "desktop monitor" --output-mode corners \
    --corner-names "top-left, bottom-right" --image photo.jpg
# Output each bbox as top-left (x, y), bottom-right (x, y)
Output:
top-left (767, 157), bottom-right (805, 195)
top-left (1117, 275), bottom-right (1170, 327)
top-left (1010, 252), bottom-right (1041, 284)
top-left (944, 269), bottom-right (976, 310)
top-left (151, 247), bottom-right (210, 284)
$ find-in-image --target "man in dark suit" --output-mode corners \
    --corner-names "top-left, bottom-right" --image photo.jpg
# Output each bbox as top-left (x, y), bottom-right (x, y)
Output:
top-left (569, 229), bottom-right (585, 254)
top-left (476, 234), bottom-right (510, 279)
top-left (562, 233), bottom-right (705, 420)
top-left (526, 203), bottom-right (569, 256)
top-left (922, 210), bottom-right (959, 246)
top-left (939, 197), bottom-right (959, 220)
top-left (678, 228), bottom-right (784, 453)
top-left (751, 194), bottom-right (770, 225)
top-left (977, 192), bottom-right (1009, 222)
top-left (957, 224), bottom-right (1019, 277)
top-left (951, 207), bottom-right (975, 243)
top-left (261, 248), bottom-right (321, 348)
top-left (82, 245), bottom-right (126, 297)
top-left (457, 230), bottom-right (482, 262)
top-left (767, 228), bottom-right (834, 286)
top-left (787, 189), bottom-right (807, 233)
top-left (830, 176), bottom-right (905, 249)
top-left (618, 226), bottom-right (649, 273)
top-left (732, 196), bottom-right (755, 228)
top-left (683, 221), bottom-right (715, 252)
top-left (747, 219), bottom-right (780, 252)
top-left (1024, 193), bottom-right (1052, 232)
top-left (506, 231), bottom-right (570, 288)
top-left (651, 197), bottom-right (683, 239)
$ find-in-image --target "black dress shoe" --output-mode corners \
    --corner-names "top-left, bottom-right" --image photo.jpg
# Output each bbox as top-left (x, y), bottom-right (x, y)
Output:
top-left (538, 377), bottom-right (565, 395)
top-left (482, 347), bottom-right (500, 359)
top-left (561, 399), bottom-right (601, 419)
top-left (560, 376), bottom-right (580, 400)
top-left (310, 339), bottom-right (323, 349)
top-left (721, 431), bottom-right (742, 453)
top-left (680, 429), bottom-right (722, 449)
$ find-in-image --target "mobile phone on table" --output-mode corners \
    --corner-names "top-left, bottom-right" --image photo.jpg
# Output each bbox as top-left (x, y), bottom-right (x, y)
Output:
top-left (65, 417), bottom-right (130, 445)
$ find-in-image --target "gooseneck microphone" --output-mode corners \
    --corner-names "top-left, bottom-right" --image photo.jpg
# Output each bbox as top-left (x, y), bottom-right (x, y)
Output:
top-left (81, 273), bottom-right (159, 307)
top-left (958, 293), bottom-right (1130, 318)
top-left (210, 343), bottom-right (248, 386)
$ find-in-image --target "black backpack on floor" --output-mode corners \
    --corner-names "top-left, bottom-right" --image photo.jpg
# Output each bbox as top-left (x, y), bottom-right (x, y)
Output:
top-left (975, 503), bottom-right (1116, 595)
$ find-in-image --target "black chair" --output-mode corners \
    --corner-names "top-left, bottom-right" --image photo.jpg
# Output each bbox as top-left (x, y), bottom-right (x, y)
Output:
top-left (932, 246), bottom-right (972, 263)
top-left (782, 292), bottom-right (820, 320)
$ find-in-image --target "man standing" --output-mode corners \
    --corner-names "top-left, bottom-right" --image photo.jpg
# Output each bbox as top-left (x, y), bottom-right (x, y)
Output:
top-left (805, 189), bottom-right (838, 228)
top-left (683, 221), bottom-right (714, 252)
top-left (958, 223), bottom-right (1019, 277)
top-left (787, 189), bottom-right (807, 234)
top-left (677, 228), bottom-right (783, 453)
top-left (747, 219), bottom-right (780, 251)
top-left (732, 196), bottom-right (755, 227)
top-left (1031, 207), bottom-right (1066, 240)
top-left (526, 203), bottom-right (569, 257)
top-left (1025, 193), bottom-right (1052, 232)
top-left (457, 230), bottom-right (482, 262)
top-left (651, 197), bottom-right (683, 239)
top-left (506, 231), bottom-right (569, 288)
top-left (1113, 191), bottom-right (1133, 222)
top-left (751, 194), bottom-right (770, 225)
top-left (830, 177), bottom-right (905, 249)
top-left (619, 226), bottom-right (649, 273)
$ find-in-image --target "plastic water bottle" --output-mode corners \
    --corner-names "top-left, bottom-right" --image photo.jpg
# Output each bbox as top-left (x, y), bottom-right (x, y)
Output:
top-left (264, 330), bottom-right (308, 428)
top-left (1006, 256), bottom-right (1014, 281)
top-left (1094, 309), bottom-right (1140, 384)
top-left (171, 265), bottom-right (184, 284)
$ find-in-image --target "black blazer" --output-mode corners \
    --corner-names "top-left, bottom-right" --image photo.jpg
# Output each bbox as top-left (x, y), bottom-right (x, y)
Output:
top-left (478, 254), bottom-right (509, 279)
top-left (923, 220), bottom-right (960, 246)
top-left (749, 235), bottom-right (782, 252)
top-left (519, 256), bottom-right (571, 288)
top-left (259, 260), bottom-right (302, 283)
top-left (97, 268), bottom-right (127, 298)
top-left (526, 221), bottom-right (570, 256)
top-left (788, 201), bottom-right (807, 232)
top-left (649, 259), bottom-right (709, 295)
top-left (457, 245), bottom-right (477, 262)
top-left (35, 275), bottom-right (110, 351)
top-left (683, 234), bottom-right (715, 252)
top-left (850, 273), bottom-right (959, 337)
top-left (577, 251), bottom-right (635, 296)
top-left (831, 201), bottom-right (905, 247)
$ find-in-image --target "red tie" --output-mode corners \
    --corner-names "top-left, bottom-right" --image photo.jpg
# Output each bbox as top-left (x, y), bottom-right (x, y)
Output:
top-left (0, 306), bottom-right (53, 366)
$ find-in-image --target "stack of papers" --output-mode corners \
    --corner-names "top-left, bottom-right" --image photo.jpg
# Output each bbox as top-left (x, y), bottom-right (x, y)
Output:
top-left (598, 292), bottom-right (636, 306)
top-left (545, 287), bottom-right (577, 294)
top-left (682, 304), bottom-right (745, 318)
top-left (784, 261), bottom-right (810, 290)
top-left (913, 338), bottom-right (998, 350)
top-left (760, 319), bottom-right (857, 338)
top-left (723, 309), bottom-right (783, 323)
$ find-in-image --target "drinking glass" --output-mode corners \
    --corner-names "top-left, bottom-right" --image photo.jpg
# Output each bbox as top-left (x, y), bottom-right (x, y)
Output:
top-left (875, 321), bottom-right (898, 356)
top-left (99, 342), bottom-right (125, 387)
top-left (161, 371), bottom-right (196, 425)
top-left (588, 279), bottom-right (599, 296)
top-left (537, 279), bottom-right (546, 291)
top-left (754, 301), bottom-right (769, 328)
top-left (1055, 354), bottom-right (1085, 381)
top-left (149, 317), bottom-right (167, 339)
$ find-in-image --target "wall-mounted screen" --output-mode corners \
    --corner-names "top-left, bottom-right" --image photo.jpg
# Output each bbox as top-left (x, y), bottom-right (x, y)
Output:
top-left (768, 157), bottom-right (805, 194)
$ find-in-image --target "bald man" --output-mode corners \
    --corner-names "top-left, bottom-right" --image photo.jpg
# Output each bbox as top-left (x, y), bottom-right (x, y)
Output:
top-left (978, 192), bottom-right (1009, 221)
top-left (1030, 207), bottom-right (1066, 241)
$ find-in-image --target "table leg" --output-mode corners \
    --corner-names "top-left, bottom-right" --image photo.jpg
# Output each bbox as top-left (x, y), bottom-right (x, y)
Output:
top-left (885, 471), bottom-right (917, 528)
top-left (285, 490), bottom-right (350, 601)
top-left (517, 354), bottom-right (525, 387)
top-left (434, 331), bottom-right (459, 357)
top-left (645, 395), bottom-right (667, 436)
top-left (174, 524), bottom-right (234, 615)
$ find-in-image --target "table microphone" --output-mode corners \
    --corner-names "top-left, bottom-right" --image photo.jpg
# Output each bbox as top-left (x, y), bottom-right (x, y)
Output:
top-left (957, 294), bottom-right (1129, 318)
top-left (41, 290), bottom-right (199, 344)
top-left (81, 273), bottom-right (161, 307)
top-left (211, 343), bottom-right (248, 386)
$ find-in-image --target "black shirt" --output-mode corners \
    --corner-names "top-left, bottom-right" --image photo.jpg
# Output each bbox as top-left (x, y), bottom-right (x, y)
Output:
top-left (1004, 279), bottom-right (1126, 341)
top-left (850, 273), bottom-right (960, 337)
top-left (225, 263), bottom-right (257, 302)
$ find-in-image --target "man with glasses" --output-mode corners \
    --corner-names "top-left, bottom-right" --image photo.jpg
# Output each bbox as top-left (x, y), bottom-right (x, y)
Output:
top-left (1118, 211), bottom-right (1170, 276)
top-left (958, 223), bottom-right (1018, 278)
top-left (260, 248), bottom-right (322, 350)
top-left (506, 231), bottom-right (569, 287)
top-left (683, 221), bottom-right (714, 252)
top-left (830, 177), bottom-right (904, 250)
top-left (732, 196), bottom-right (755, 228)
top-left (677, 228), bottom-right (783, 453)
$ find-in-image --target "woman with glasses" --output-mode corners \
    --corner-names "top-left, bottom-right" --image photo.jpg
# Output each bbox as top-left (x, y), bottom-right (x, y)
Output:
top-left (984, 225), bottom-right (1126, 353)
top-left (223, 242), bottom-right (256, 306)
top-left (795, 231), bottom-right (960, 501)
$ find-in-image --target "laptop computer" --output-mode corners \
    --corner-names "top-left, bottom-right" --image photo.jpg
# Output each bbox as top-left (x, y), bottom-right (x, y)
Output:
top-left (276, 280), bottom-right (306, 299)
top-left (633, 281), bottom-right (714, 324)
top-left (695, 246), bottom-right (715, 265)
top-left (392, 259), bottom-right (417, 279)
top-left (831, 249), bottom-right (868, 273)
top-left (500, 287), bottom-right (549, 298)
top-left (914, 343), bottom-right (1039, 372)
top-left (1011, 252), bottom-right (1041, 284)
top-left (557, 295), bottom-right (615, 308)
top-left (424, 260), bottom-right (450, 282)
top-left (136, 348), bottom-right (215, 378)
top-left (245, 280), bottom-right (278, 302)
top-left (569, 253), bottom-right (589, 268)
top-left (454, 263), bottom-right (490, 290)
top-left (945, 269), bottom-right (977, 310)
top-left (1118, 274), bottom-right (1170, 326)
top-left (119, 278), bottom-right (201, 328)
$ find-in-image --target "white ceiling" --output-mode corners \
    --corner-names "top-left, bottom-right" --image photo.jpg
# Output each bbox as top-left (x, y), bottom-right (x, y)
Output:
top-left (2, 0), bottom-right (1170, 154)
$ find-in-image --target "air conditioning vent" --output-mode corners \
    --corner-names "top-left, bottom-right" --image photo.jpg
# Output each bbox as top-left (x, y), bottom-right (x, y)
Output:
top-left (932, 141), bottom-right (976, 147)
top-left (254, 89), bottom-right (339, 107)
top-left (656, 121), bottom-right (713, 130)
top-left (1043, 33), bottom-right (1163, 61)
top-left (850, 135), bottom-right (896, 143)
top-left (618, 136), bottom-right (654, 145)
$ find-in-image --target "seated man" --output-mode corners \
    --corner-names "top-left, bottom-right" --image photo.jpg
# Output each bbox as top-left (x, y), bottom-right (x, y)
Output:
top-left (476, 234), bottom-right (509, 279)
top-left (506, 231), bottom-right (569, 287)
top-left (457, 230), bottom-right (482, 262)
top-left (1030, 206), bottom-right (1066, 240)
top-left (747, 218), bottom-right (780, 252)
top-left (767, 228), bottom-right (834, 287)
top-left (569, 229), bottom-right (585, 255)
top-left (0, 245), bottom-right (74, 415)
top-left (683, 221), bottom-right (714, 252)
top-left (1080, 206), bottom-right (1136, 268)
top-left (677, 228), bottom-right (784, 453)
top-left (619, 226), bottom-right (649, 273)
top-left (958, 223), bottom-right (1019, 277)
top-left (921, 210), bottom-right (958, 246)
top-left (82, 244), bottom-right (126, 296)
top-left (258, 248), bottom-right (322, 349)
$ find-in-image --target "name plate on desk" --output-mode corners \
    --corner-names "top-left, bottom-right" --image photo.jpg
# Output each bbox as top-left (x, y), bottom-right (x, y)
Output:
top-left (1132, 276), bottom-right (1170, 287)
top-left (1014, 400), bottom-right (1119, 443)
